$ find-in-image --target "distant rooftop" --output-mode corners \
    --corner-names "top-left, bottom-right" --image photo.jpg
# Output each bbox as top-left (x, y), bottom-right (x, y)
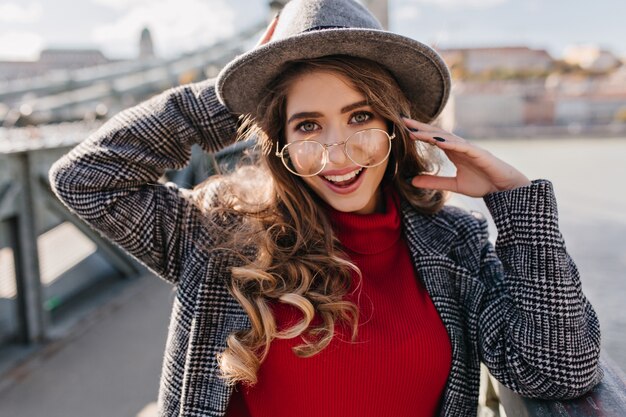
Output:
top-left (38, 48), bottom-right (109, 64)
top-left (439, 45), bottom-right (552, 57)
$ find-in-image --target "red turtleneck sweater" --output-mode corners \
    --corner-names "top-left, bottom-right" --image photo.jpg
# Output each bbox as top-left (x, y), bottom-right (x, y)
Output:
top-left (225, 188), bottom-right (451, 417)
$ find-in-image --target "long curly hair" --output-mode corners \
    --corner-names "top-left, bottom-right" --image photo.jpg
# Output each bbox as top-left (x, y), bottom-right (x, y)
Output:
top-left (191, 55), bottom-right (446, 386)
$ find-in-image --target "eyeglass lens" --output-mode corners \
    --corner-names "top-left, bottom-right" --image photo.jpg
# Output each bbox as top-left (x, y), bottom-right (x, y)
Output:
top-left (282, 129), bottom-right (391, 176)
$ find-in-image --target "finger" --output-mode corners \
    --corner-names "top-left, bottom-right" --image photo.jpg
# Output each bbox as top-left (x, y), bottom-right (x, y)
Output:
top-left (428, 136), bottom-right (486, 159)
top-left (256, 13), bottom-right (279, 47)
top-left (407, 130), bottom-right (440, 145)
top-left (410, 174), bottom-right (458, 192)
top-left (402, 117), bottom-right (470, 140)
top-left (403, 123), bottom-right (445, 144)
top-left (401, 117), bottom-right (437, 134)
top-left (406, 131), bottom-right (453, 151)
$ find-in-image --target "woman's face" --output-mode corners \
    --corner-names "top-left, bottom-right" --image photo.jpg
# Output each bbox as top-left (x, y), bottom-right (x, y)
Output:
top-left (283, 70), bottom-right (390, 214)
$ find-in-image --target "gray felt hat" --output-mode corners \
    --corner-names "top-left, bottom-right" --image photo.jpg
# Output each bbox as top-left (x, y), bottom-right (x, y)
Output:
top-left (215, 0), bottom-right (451, 123)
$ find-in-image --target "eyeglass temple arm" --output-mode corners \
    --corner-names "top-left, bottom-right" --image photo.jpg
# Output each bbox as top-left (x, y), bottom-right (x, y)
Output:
top-left (275, 141), bottom-right (281, 157)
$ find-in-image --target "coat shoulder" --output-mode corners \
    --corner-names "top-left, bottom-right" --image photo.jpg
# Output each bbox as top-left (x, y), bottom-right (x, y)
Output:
top-left (436, 205), bottom-right (490, 244)
top-left (431, 205), bottom-right (491, 271)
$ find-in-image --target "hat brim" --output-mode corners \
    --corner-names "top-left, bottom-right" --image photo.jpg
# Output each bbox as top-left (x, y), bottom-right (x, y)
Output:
top-left (216, 28), bottom-right (451, 123)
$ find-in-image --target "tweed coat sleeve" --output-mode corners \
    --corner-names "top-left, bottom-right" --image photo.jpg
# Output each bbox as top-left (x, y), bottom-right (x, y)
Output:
top-left (477, 179), bottom-right (602, 399)
top-left (48, 78), bottom-right (238, 285)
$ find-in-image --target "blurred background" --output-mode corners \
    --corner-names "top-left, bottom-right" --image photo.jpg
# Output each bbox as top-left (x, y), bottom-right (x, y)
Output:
top-left (0, 1), bottom-right (624, 416)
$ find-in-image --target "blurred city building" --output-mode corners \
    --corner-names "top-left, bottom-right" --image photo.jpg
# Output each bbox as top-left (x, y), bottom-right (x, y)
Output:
top-left (439, 46), bottom-right (553, 77)
top-left (0, 49), bottom-right (115, 81)
top-left (437, 44), bottom-right (626, 137)
top-left (0, 26), bottom-right (158, 82)
top-left (0, 23), bottom-right (265, 127)
top-left (563, 44), bottom-right (622, 72)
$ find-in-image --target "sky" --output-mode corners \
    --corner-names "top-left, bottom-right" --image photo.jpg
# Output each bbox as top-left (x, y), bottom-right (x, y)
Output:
top-left (0, 0), bottom-right (625, 62)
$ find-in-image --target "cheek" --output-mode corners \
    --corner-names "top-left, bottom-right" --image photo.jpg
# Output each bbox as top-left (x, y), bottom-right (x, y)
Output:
top-left (300, 176), bottom-right (323, 195)
top-left (368, 159), bottom-right (389, 180)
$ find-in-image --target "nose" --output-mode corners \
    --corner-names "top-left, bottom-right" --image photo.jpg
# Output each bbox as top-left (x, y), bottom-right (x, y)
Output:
top-left (326, 141), bottom-right (348, 165)
top-left (324, 126), bottom-right (349, 166)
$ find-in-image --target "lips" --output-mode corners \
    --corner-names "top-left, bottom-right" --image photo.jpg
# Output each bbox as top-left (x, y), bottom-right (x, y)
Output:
top-left (318, 167), bottom-right (367, 194)
top-left (322, 167), bottom-right (363, 184)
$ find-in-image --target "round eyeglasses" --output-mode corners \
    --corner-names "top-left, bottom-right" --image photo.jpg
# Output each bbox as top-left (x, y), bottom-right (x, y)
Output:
top-left (275, 128), bottom-right (396, 177)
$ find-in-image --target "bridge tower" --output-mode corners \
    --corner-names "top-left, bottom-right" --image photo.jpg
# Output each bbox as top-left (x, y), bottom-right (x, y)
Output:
top-left (139, 27), bottom-right (155, 59)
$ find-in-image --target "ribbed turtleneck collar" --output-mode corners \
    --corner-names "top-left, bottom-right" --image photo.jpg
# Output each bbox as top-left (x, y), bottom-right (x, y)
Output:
top-left (327, 186), bottom-right (402, 255)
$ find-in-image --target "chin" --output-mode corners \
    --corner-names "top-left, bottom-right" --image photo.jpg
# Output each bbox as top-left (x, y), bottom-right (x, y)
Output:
top-left (323, 195), bottom-right (374, 214)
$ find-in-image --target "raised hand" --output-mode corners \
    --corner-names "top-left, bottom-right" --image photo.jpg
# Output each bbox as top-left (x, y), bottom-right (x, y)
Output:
top-left (403, 117), bottom-right (531, 197)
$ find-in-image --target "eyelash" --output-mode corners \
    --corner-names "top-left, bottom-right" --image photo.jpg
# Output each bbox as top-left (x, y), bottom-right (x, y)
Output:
top-left (294, 111), bottom-right (374, 133)
top-left (350, 111), bottom-right (374, 124)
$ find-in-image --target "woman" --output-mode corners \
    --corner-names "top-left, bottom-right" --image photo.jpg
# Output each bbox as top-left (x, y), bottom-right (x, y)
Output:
top-left (48, 0), bottom-right (602, 416)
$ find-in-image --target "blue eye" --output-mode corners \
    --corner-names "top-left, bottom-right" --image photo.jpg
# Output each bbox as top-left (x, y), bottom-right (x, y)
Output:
top-left (351, 111), bottom-right (372, 124)
top-left (297, 121), bottom-right (318, 132)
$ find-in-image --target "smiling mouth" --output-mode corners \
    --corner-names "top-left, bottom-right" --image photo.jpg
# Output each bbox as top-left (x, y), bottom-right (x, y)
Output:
top-left (320, 167), bottom-right (365, 187)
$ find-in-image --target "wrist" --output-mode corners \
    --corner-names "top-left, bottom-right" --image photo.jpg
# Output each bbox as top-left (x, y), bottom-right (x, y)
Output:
top-left (497, 175), bottom-right (532, 192)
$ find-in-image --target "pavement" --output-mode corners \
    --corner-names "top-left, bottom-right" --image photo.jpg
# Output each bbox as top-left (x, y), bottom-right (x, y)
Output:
top-left (0, 137), bottom-right (624, 417)
top-left (0, 274), bottom-right (174, 417)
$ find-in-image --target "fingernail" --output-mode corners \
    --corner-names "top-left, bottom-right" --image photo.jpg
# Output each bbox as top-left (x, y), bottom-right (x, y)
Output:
top-left (408, 127), bottom-right (419, 132)
top-left (433, 136), bottom-right (446, 142)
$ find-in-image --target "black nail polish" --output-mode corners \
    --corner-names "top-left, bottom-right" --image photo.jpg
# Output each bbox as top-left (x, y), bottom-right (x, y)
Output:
top-left (433, 136), bottom-right (446, 142)
top-left (408, 127), bottom-right (419, 132)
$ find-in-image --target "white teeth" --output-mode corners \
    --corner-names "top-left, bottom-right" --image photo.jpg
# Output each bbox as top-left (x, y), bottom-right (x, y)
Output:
top-left (323, 168), bottom-right (363, 183)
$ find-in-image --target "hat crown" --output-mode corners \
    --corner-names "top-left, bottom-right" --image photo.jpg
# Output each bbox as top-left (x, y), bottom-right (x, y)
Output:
top-left (273, 0), bottom-right (383, 41)
top-left (216, 0), bottom-right (450, 122)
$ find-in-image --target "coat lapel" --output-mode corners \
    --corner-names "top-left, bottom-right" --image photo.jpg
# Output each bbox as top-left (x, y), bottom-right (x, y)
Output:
top-left (399, 199), bottom-right (483, 416)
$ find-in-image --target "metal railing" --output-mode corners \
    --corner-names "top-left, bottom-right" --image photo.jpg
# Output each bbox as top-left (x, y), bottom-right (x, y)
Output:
top-left (0, 128), bottom-right (144, 345)
top-left (480, 355), bottom-right (626, 416)
top-left (0, 123), bottom-right (253, 347)
top-left (0, 22), bottom-right (265, 126)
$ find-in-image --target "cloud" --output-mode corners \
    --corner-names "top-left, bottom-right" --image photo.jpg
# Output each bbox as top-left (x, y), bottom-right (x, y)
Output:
top-left (91, 0), bottom-right (237, 58)
top-left (0, 31), bottom-right (43, 60)
top-left (0, 2), bottom-right (43, 23)
top-left (411, 0), bottom-right (508, 9)
top-left (90, 0), bottom-right (152, 11)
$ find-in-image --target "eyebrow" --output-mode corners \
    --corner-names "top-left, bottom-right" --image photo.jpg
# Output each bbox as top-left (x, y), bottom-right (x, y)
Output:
top-left (287, 100), bottom-right (369, 125)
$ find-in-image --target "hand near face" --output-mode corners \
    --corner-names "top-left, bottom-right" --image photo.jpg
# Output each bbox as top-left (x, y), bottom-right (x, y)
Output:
top-left (403, 118), bottom-right (531, 197)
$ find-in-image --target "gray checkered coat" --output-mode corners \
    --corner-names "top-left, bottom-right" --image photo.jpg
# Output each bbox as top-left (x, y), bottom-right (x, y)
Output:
top-left (49, 79), bottom-right (602, 417)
